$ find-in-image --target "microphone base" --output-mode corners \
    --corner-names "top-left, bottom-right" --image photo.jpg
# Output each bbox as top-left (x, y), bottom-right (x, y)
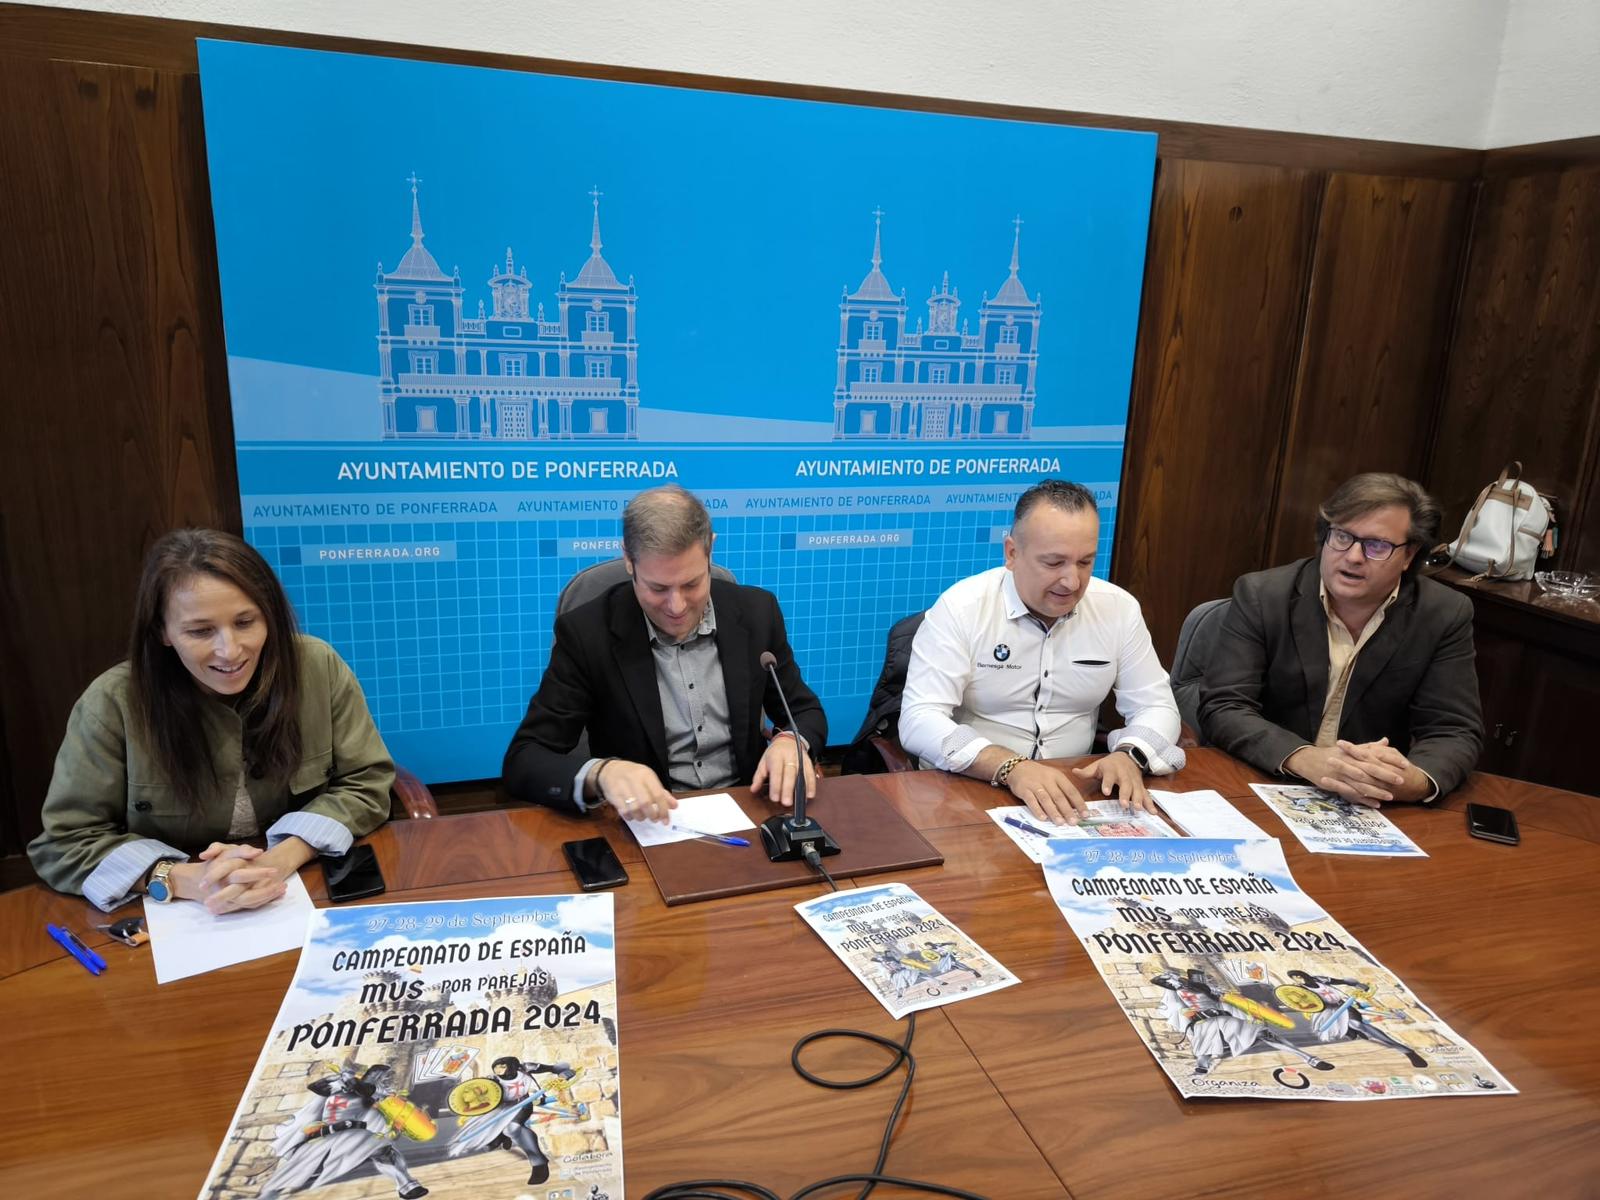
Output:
top-left (759, 815), bottom-right (841, 863)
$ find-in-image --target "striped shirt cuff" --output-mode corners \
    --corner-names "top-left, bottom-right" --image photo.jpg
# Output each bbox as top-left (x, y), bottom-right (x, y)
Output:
top-left (83, 837), bottom-right (188, 912)
top-left (267, 810), bottom-right (353, 857)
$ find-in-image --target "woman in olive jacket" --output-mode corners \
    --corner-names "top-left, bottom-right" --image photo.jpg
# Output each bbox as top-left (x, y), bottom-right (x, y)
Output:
top-left (28, 529), bottom-right (394, 913)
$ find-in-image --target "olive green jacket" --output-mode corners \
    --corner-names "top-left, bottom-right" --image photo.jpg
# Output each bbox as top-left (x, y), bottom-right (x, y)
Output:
top-left (28, 636), bottom-right (394, 909)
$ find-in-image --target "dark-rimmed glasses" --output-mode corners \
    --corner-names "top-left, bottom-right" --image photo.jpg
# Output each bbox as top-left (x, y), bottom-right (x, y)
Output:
top-left (1325, 526), bottom-right (1405, 561)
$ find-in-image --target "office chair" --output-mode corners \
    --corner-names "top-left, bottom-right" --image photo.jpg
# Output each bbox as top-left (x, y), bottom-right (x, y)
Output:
top-left (391, 766), bottom-right (439, 819)
top-left (840, 611), bottom-right (927, 774)
top-left (1169, 597), bottom-right (1232, 746)
top-left (556, 557), bottom-right (736, 616)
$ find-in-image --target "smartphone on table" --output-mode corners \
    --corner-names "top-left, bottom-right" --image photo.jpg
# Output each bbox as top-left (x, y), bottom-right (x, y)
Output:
top-left (1466, 803), bottom-right (1519, 846)
top-left (563, 837), bottom-right (629, 891)
top-left (322, 844), bottom-right (387, 901)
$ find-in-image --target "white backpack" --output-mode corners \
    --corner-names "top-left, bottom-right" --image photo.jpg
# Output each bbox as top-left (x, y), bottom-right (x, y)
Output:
top-left (1442, 462), bottom-right (1555, 581)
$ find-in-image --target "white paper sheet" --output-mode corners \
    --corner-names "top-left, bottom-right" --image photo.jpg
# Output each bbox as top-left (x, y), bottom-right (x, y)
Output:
top-left (145, 872), bottom-right (316, 984)
top-left (624, 791), bottom-right (757, 847)
top-left (1151, 789), bottom-right (1274, 841)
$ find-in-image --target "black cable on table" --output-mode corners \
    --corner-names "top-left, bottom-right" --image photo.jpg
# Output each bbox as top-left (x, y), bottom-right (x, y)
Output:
top-left (643, 1012), bottom-right (992, 1200)
top-left (802, 844), bottom-right (839, 892)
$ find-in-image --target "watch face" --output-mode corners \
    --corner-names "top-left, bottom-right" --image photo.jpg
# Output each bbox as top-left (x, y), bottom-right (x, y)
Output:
top-left (147, 861), bottom-right (177, 903)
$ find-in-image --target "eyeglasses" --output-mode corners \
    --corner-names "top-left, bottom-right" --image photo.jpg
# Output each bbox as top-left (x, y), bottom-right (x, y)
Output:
top-left (1325, 526), bottom-right (1406, 561)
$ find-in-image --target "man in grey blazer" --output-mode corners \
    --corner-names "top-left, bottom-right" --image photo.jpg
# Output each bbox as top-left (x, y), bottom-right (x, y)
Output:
top-left (1200, 473), bottom-right (1481, 803)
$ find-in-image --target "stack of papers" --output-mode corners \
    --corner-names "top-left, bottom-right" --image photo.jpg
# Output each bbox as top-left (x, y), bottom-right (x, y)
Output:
top-left (1150, 789), bottom-right (1273, 840)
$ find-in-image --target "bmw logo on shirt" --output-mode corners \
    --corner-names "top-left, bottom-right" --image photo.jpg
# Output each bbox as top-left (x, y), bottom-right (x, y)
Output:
top-left (993, 644), bottom-right (1010, 662)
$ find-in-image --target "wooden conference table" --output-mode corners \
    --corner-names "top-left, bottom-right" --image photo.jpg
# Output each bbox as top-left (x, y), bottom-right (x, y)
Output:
top-left (2, 749), bottom-right (1597, 1199)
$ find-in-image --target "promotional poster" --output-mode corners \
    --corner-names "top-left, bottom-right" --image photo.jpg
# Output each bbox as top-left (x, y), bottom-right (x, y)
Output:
top-left (796, 882), bottom-right (1019, 1019)
top-left (199, 896), bottom-right (622, 1198)
top-left (1043, 839), bottom-right (1512, 1100)
top-left (988, 802), bottom-right (1178, 864)
top-left (195, 39), bottom-right (1159, 781)
top-left (1249, 783), bottom-right (1428, 857)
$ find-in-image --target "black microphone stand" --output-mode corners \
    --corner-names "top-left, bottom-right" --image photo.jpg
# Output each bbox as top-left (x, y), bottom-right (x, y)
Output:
top-left (757, 651), bottom-right (840, 863)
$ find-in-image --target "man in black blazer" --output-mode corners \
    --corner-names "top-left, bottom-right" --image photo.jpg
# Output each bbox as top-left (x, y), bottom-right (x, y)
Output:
top-left (1200, 473), bottom-right (1481, 803)
top-left (503, 485), bottom-right (826, 819)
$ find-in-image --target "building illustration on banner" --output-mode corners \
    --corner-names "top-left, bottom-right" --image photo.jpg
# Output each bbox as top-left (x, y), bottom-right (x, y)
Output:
top-left (200, 39), bottom-right (1156, 784)
top-left (834, 211), bottom-right (1040, 440)
top-left (375, 186), bottom-right (1041, 445)
top-left (376, 178), bottom-right (640, 441)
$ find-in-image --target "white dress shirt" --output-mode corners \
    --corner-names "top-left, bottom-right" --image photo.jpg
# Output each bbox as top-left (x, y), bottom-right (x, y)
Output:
top-left (899, 566), bottom-right (1180, 772)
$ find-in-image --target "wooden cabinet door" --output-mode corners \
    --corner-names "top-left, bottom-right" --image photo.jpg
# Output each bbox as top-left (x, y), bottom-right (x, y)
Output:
top-left (1471, 623), bottom-right (1528, 778)
top-left (1513, 642), bottom-right (1600, 796)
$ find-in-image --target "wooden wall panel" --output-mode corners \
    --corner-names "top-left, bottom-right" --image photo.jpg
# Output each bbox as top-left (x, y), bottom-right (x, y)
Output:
top-left (1112, 158), bottom-right (1324, 660)
top-left (1481, 135), bottom-right (1600, 178)
top-left (1426, 166), bottom-right (1600, 538)
top-left (0, 57), bottom-right (236, 855)
top-left (1569, 435), bottom-right (1600, 573)
top-left (1265, 172), bottom-right (1473, 563)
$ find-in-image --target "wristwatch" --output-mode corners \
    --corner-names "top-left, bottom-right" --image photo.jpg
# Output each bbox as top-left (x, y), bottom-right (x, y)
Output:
top-left (1117, 743), bottom-right (1150, 771)
top-left (145, 858), bottom-right (183, 904)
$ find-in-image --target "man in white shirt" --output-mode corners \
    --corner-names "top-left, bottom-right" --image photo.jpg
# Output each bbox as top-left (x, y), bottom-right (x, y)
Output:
top-left (899, 479), bottom-right (1182, 823)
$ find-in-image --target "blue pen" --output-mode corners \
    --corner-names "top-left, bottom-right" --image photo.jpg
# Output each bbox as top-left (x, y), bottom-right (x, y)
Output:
top-left (1003, 814), bottom-right (1061, 840)
top-left (676, 826), bottom-right (750, 847)
top-left (46, 924), bottom-right (107, 975)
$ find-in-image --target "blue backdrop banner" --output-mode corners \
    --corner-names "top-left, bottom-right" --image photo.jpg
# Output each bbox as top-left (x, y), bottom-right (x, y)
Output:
top-left (196, 40), bottom-right (1157, 782)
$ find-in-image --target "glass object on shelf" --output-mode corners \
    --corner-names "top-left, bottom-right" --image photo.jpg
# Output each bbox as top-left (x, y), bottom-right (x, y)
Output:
top-left (1533, 570), bottom-right (1599, 600)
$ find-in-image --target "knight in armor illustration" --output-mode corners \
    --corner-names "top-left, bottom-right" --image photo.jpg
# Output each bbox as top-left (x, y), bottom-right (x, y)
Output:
top-left (448, 1056), bottom-right (586, 1185)
top-left (872, 948), bottom-right (925, 998)
top-left (1287, 969), bottom-right (1429, 1067)
top-left (261, 1062), bottom-right (429, 1198)
top-left (1152, 968), bottom-right (1334, 1077)
top-left (916, 939), bottom-right (982, 979)
top-left (871, 939), bottom-right (982, 998)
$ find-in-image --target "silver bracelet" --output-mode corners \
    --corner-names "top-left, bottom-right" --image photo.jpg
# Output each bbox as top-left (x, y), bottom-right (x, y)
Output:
top-left (990, 755), bottom-right (1026, 787)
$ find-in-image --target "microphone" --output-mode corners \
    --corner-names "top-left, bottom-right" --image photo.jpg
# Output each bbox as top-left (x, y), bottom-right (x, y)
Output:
top-left (757, 650), bottom-right (839, 864)
top-left (759, 650), bottom-right (809, 822)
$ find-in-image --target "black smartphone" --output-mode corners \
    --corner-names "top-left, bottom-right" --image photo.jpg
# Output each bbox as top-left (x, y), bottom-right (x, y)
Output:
top-left (322, 844), bottom-right (387, 901)
top-left (1467, 803), bottom-right (1520, 846)
top-left (563, 837), bottom-right (629, 891)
